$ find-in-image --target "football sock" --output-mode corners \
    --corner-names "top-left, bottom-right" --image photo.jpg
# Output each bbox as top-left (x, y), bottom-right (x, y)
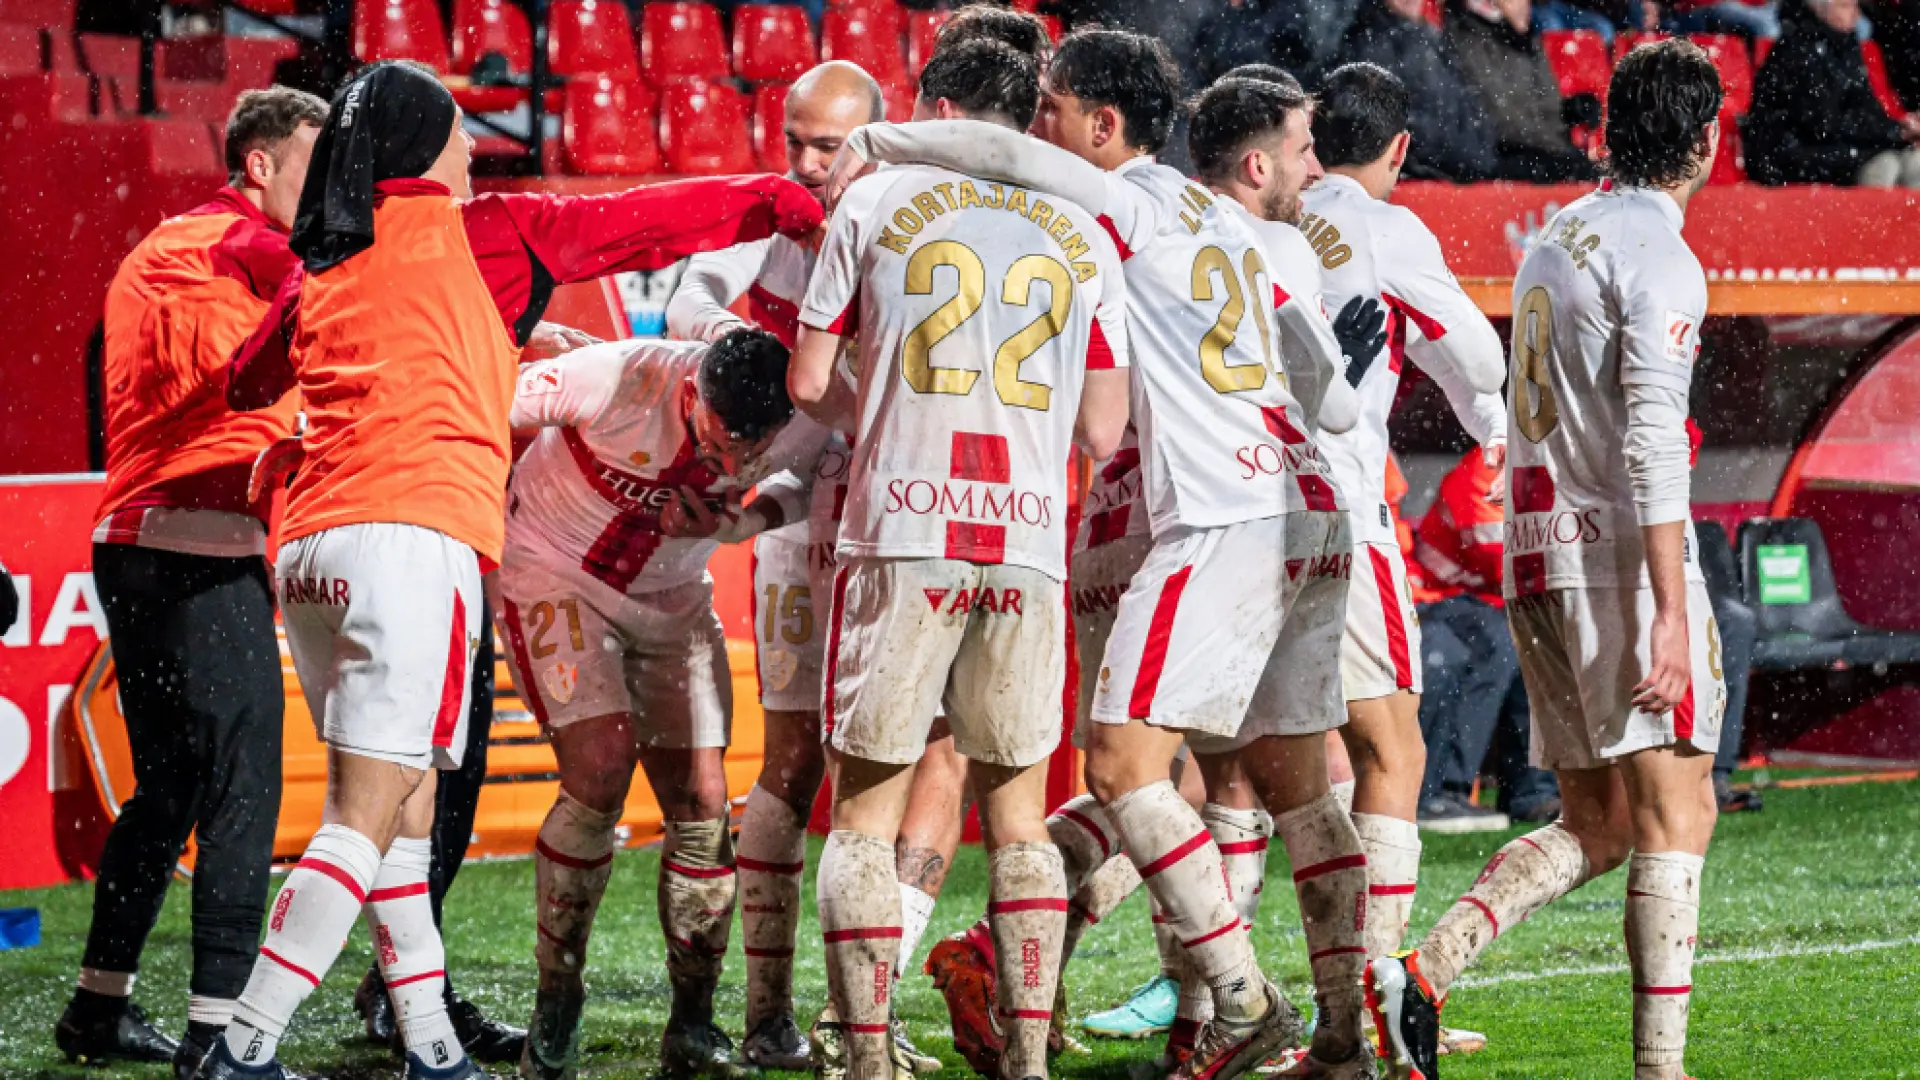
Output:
top-left (738, 785), bottom-right (808, 1026)
top-left (1171, 957), bottom-right (1212, 1051)
top-left (1277, 792), bottom-right (1369, 1054)
top-left (897, 881), bottom-right (939, 981)
top-left (1063, 854), bottom-right (1142, 970)
top-left (1417, 822), bottom-right (1590, 997)
top-left (365, 836), bottom-right (462, 1069)
top-left (224, 824), bottom-right (382, 1065)
top-left (1627, 852), bottom-right (1704, 1080)
top-left (1353, 812), bottom-right (1421, 959)
top-left (819, 830), bottom-right (901, 1080)
top-left (1149, 893), bottom-right (1182, 980)
top-left (1329, 779), bottom-right (1356, 817)
top-left (659, 817), bottom-right (737, 1024)
top-left (986, 842), bottom-right (1068, 1079)
top-left (1107, 781), bottom-right (1266, 1022)
top-left (1048, 794), bottom-right (1121, 890)
top-left (1202, 803), bottom-right (1272, 931)
top-left (533, 789), bottom-right (621, 988)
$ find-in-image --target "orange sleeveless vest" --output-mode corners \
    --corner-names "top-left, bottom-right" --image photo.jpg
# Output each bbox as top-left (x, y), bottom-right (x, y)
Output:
top-left (97, 209), bottom-right (298, 520)
top-left (281, 193), bottom-right (519, 563)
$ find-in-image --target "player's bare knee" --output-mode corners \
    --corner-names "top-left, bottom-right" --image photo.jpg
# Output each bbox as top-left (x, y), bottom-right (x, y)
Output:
top-left (1083, 752), bottom-right (1149, 806)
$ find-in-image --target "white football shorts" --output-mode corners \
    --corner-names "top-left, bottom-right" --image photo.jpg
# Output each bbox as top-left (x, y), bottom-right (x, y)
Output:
top-left (1342, 540), bottom-right (1425, 701)
top-left (498, 554), bottom-right (731, 748)
top-left (278, 522), bottom-right (482, 771)
top-left (750, 531), bottom-right (836, 714)
top-left (1507, 581), bottom-right (1727, 772)
top-left (825, 556), bottom-right (1065, 769)
top-left (1068, 534), bottom-right (1152, 746)
top-left (1088, 511), bottom-right (1353, 751)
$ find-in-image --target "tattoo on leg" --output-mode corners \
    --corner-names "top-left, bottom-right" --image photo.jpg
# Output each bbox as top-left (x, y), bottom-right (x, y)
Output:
top-left (895, 845), bottom-right (949, 891)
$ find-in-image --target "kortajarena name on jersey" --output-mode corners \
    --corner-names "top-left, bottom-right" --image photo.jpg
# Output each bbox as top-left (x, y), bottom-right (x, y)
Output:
top-left (872, 180), bottom-right (1102, 283)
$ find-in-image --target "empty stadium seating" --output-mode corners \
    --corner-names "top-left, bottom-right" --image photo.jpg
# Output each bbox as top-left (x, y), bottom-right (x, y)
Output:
top-left (822, 6), bottom-right (904, 82)
top-left (353, 0), bottom-right (450, 70)
top-left (734, 4), bottom-right (815, 84)
top-left (640, 2), bottom-right (730, 86)
top-left (1694, 33), bottom-right (1753, 115)
top-left (549, 0), bottom-right (639, 80)
top-left (907, 9), bottom-right (947, 76)
top-left (660, 77), bottom-right (753, 174)
top-left (753, 80), bottom-right (787, 172)
top-left (1541, 29), bottom-right (1611, 100)
top-left (563, 75), bottom-right (661, 175)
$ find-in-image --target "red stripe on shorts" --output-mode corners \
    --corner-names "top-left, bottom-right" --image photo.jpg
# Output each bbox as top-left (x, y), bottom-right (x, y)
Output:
top-left (823, 566), bottom-right (850, 737)
top-left (1128, 565), bottom-right (1193, 719)
top-left (295, 856), bottom-right (367, 903)
top-left (432, 590), bottom-right (469, 749)
top-left (1673, 682), bottom-right (1696, 739)
top-left (1138, 830), bottom-right (1210, 880)
top-left (1369, 547), bottom-right (1413, 690)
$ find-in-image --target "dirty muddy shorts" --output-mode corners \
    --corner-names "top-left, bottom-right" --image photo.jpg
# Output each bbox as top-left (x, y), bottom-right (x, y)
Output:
top-left (1069, 533), bottom-right (1153, 745)
top-left (1341, 539), bottom-right (1424, 701)
top-left (751, 530), bottom-right (836, 713)
top-left (824, 555), bottom-right (1065, 769)
top-left (1089, 511), bottom-right (1353, 753)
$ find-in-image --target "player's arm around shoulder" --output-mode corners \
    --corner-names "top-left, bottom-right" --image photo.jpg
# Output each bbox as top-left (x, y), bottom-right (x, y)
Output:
top-left (791, 174), bottom-right (884, 424)
top-left (665, 238), bottom-right (773, 342)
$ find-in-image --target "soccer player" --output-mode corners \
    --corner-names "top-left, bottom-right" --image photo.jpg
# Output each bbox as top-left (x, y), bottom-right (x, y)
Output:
top-left (1368, 41), bottom-right (1727, 1080)
top-left (829, 30), bottom-right (1372, 1080)
top-left (500, 330), bottom-right (805, 1080)
top-left (205, 62), bottom-right (821, 1080)
top-left (1297, 62), bottom-right (1508, 976)
top-left (790, 37), bottom-right (1131, 1080)
top-left (60, 87), bottom-right (324, 1079)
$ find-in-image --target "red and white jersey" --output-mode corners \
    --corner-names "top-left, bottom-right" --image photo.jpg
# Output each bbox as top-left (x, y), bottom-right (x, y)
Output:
top-left (1075, 425), bottom-right (1147, 553)
top-left (1226, 204), bottom-right (1358, 441)
top-left (1503, 182), bottom-right (1707, 596)
top-left (800, 163), bottom-right (1129, 581)
top-left (504, 338), bottom-right (810, 595)
top-left (1300, 174), bottom-right (1506, 547)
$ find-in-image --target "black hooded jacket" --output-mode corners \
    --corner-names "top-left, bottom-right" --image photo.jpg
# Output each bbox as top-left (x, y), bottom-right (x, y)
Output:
top-left (1746, 8), bottom-right (1906, 185)
top-left (1339, 0), bottom-right (1498, 180)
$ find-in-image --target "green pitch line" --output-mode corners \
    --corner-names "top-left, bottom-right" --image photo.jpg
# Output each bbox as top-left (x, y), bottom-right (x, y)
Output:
top-left (1, 778), bottom-right (1915, 1078)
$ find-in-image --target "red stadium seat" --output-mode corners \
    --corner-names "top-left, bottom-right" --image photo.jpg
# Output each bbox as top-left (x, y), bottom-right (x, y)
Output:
top-left (549, 0), bottom-right (639, 80)
top-left (0, 23), bottom-right (44, 75)
top-left (1752, 34), bottom-right (1773, 66)
top-left (0, 0), bottom-right (72, 30)
top-left (1541, 29), bottom-right (1611, 100)
top-left (563, 75), bottom-right (661, 175)
top-left (1613, 30), bottom-right (1670, 61)
top-left (822, 6), bottom-right (903, 81)
top-left (734, 4), bottom-right (815, 83)
top-left (1708, 106), bottom-right (1745, 183)
top-left (1862, 41), bottom-right (1909, 121)
top-left (452, 0), bottom-right (532, 75)
top-left (352, 0), bottom-right (450, 69)
top-left (1692, 33), bottom-right (1752, 115)
top-left (640, 3), bottom-right (730, 86)
top-left (878, 71), bottom-right (913, 121)
top-left (660, 77), bottom-right (754, 174)
top-left (753, 81), bottom-right (788, 172)
top-left (906, 9), bottom-right (947, 77)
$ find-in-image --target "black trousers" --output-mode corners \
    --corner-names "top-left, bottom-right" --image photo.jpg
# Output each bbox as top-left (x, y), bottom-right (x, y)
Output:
top-left (84, 543), bottom-right (285, 1001)
top-left (1416, 595), bottom-right (1559, 810)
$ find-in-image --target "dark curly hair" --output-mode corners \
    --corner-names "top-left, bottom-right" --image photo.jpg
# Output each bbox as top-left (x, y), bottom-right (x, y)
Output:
top-left (699, 328), bottom-right (793, 441)
top-left (919, 37), bottom-right (1040, 131)
top-left (937, 4), bottom-right (1050, 65)
top-left (1047, 29), bottom-right (1184, 154)
top-left (1604, 39), bottom-right (1723, 189)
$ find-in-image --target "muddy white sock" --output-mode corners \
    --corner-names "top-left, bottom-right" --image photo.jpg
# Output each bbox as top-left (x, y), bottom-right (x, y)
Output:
top-left (660, 818), bottom-right (738, 1023)
top-left (1627, 852), bottom-right (1703, 1080)
top-left (1107, 782), bottom-right (1265, 1022)
top-left (1064, 853), bottom-right (1142, 969)
top-left (897, 882), bottom-right (938, 981)
top-left (1417, 823), bottom-right (1590, 997)
top-left (225, 824), bottom-right (382, 1064)
top-left (819, 830), bottom-right (901, 1080)
top-left (1149, 893), bottom-right (1181, 979)
top-left (1170, 958), bottom-right (1212, 1051)
top-left (366, 836), bottom-right (462, 1069)
top-left (987, 842), bottom-right (1068, 1078)
top-left (1353, 812), bottom-right (1421, 960)
top-left (534, 789), bottom-right (621, 983)
top-left (738, 785), bottom-right (808, 1025)
top-left (1202, 803), bottom-right (1271, 931)
top-left (1329, 780), bottom-right (1355, 817)
top-left (1277, 792), bottom-right (1368, 1053)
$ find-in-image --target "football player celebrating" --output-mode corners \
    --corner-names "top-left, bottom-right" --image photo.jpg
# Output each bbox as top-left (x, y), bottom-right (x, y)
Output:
top-left (1368, 41), bottom-right (1727, 1080)
top-left (827, 30), bottom-right (1372, 1080)
top-left (500, 329), bottom-right (808, 1080)
top-left (790, 37), bottom-right (1131, 1080)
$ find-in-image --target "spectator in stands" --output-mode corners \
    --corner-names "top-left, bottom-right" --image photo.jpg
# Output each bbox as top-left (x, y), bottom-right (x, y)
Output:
top-left (1662, 0), bottom-right (1785, 37)
top-left (1747, 0), bottom-right (1920, 186)
top-left (1446, 0), bottom-right (1601, 181)
top-left (1534, 0), bottom-right (1661, 42)
top-left (1410, 449), bottom-right (1562, 831)
top-left (1339, 0), bottom-right (1501, 180)
top-left (1187, 0), bottom-right (1315, 86)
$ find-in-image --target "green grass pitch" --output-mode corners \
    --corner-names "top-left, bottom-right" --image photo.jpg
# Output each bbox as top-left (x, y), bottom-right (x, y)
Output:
top-left (3, 778), bottom-right (1917, 1079)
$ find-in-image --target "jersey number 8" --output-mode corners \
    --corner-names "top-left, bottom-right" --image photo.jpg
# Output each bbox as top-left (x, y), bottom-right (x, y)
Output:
top-left (1192, 246), bottom-right (1277, 394)
top-left (902, 240), bottom-right (1074, 411)
top-left (1512, 285), bottom-right (1559, 443)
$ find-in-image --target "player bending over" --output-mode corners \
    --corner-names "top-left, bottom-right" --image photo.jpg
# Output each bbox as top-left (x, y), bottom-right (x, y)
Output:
top-left (1367, 40), bottom-right (1726, 1080)
top-left (790, 37), bottom-right (1131, 1080)
top-left (830, 30), bottom-right (1373, 1080)
top-left (503, 330), bottom-right (810, 1080)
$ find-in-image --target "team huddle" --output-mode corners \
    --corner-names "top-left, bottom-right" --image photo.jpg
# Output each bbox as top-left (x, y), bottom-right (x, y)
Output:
top-left (75, 8), bottom-right (1731, 1080)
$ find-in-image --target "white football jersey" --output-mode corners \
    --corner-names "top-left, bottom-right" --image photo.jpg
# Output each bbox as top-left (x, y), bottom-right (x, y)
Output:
top-left (1300, 174), bottom-right (1506, 546)
top-left (1093, 159), bottom-right (1341, 534)
top-left (1225, 204), bottom-right (1356, 440)
top-left (1502, 181), bottom-right (1707, 596)
top-left (504, 339), bottom-right (810, 596)
top-left (800, 164), bottom-right (1129, 581)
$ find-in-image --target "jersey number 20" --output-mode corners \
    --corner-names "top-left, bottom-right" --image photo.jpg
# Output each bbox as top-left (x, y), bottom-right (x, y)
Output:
top-left (1192, 246), bottom-right (1276, 394)
top-left (902, 240), bottom-right (1073, 411)
top-left (1512, 285), bottom-right (1559, 442)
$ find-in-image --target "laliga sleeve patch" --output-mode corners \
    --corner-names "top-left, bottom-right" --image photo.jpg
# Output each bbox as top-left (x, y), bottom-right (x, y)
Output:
top-left (1663, 310), bottom-right (1701, 366)
top-left (519, 363), bottom-right (564, 398)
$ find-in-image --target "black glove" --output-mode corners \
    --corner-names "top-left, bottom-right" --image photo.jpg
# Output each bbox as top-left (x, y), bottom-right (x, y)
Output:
top-left (1334, 296), bottom-right (1388, 388)
top-left (0, 562), bottom-right (16, 637)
